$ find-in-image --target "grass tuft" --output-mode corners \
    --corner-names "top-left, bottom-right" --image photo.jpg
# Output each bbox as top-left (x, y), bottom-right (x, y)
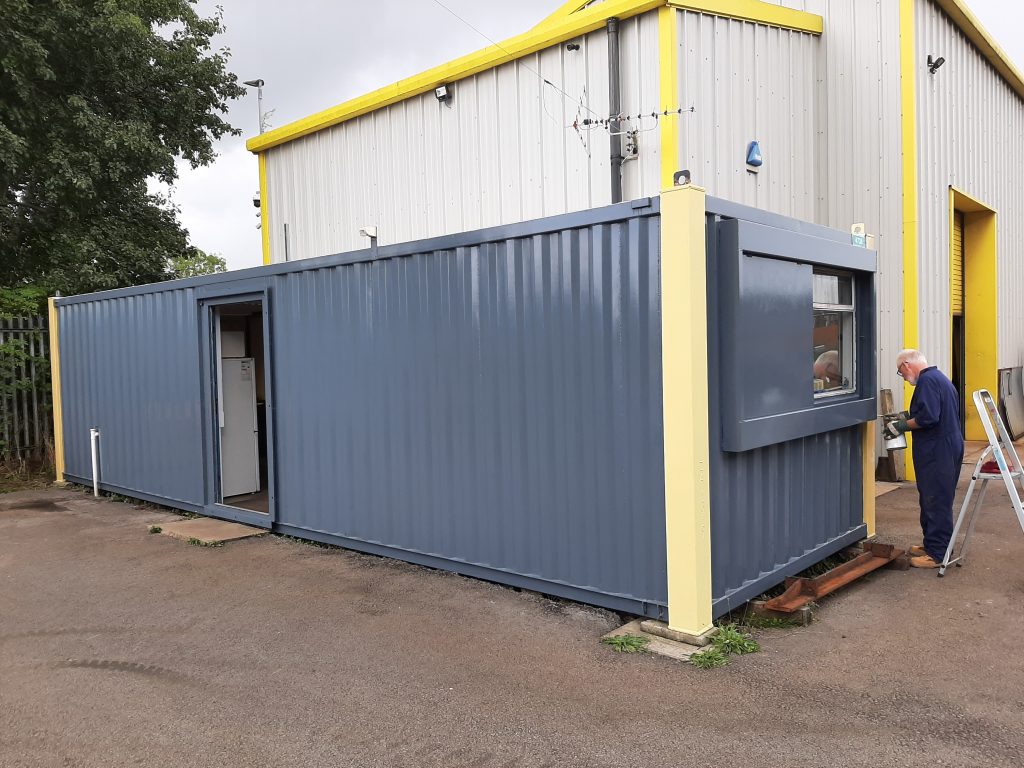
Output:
top-left (690, 647), bottom-right (729, 669)
top-left (711, 624), bottom-right (760, 655)
top-left (186, 536), bottom-right (223, 548)
top-left (148, 525), bottom-right (162, 534)
top-left (601, 634), bottom-right (651, 654)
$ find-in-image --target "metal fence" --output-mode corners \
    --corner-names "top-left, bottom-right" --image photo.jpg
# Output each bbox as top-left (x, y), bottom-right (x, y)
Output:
top-left (0, 316), bottom-right (51, 461)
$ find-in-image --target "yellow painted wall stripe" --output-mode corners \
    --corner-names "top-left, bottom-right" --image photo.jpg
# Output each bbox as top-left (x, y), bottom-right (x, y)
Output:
top-left (661, 184), bottom-right (712, 636)
top-left (47, 297), bottom-right (66, 484)
top-left (246, 0), bottom-right (822, 154)
top-left (658, 6), bottom-right (680, 190)
top-left (900, 0), bottom-right (919, 481)
top-left (259, 153), bottom-right (271, 265)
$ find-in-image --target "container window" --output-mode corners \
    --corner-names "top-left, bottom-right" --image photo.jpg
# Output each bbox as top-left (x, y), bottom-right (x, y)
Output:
top-left (813, 270), bottom-right (855, 397)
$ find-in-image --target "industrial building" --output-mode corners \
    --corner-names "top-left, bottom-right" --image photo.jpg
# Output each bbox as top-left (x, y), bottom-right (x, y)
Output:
top-left (47, 0), bottom-right (1023, 636)
top-left (246, 0), bottom-right (1024, 449)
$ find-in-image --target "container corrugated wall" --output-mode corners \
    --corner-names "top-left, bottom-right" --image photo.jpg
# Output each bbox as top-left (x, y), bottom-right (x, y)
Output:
top-left (915, 0), bottom-right (1024, 370)
top-left (60, 289), bottom-right (206, 508)
top-left (704, 204), bottom-right (868, 614)
top-left (264, 13), bottom-right (661, 263)
top-left (57, 201), bottom-right (668, 617)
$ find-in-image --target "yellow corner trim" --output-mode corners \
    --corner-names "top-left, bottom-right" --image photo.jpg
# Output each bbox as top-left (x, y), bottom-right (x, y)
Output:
top-left (658, 6), bottom-right (680, 190)
top-left (933, 0), bottom-right (1024, 103)
top-left (246, 0), bottom-right (666, 153)
top-left (259, 153), bottom-right (271, 265)
top-left (660, 183), bottom-right (712, 636)
top-left (900, 0), bottom-right (919, 481)
top-left (47, 297), bottom-right (66, 484)
top-left (862, 421), bottom-right (876, 537)
top-left (246, 0), bottom-right (822, 154)
top-left (667, 0), bottom-right (822, 34)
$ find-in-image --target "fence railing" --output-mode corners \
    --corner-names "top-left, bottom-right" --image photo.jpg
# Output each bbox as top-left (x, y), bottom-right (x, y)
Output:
top-left (0, 316), bottom-right (52, 461)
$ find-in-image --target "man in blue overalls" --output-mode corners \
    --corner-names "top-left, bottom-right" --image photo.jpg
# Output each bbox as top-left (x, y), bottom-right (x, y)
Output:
top-left (884, 349), bottom-right (965, 568)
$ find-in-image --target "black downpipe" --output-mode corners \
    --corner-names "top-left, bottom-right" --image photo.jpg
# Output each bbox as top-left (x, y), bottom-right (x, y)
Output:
top-left (607, 17), bottom-right (623, 204)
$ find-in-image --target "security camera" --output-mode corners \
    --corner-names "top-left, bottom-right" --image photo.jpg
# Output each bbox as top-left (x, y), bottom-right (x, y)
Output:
top-left (252, 192), bottom-right (261, 208)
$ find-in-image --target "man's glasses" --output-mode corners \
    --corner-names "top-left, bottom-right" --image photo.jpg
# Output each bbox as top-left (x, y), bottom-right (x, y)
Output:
top-left (896, 361), bottom-right (907, 378)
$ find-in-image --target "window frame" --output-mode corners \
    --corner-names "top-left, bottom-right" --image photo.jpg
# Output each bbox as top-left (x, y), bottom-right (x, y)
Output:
top-left (812, 269), bottom-right (857, 399)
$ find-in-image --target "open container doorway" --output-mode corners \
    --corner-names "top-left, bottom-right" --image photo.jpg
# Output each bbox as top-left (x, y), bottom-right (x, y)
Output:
top-left (200, 292), bottom-right (275, 527)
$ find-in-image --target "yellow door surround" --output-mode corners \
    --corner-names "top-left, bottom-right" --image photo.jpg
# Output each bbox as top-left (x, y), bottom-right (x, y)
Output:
top-left (950, 186), bottom-right (998, 442)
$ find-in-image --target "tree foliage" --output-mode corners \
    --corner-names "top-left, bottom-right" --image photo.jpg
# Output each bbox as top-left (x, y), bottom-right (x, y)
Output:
top-left (0, 0), bottom-right (245, 304)
top-left (169, 247), bottom-right (227, 279)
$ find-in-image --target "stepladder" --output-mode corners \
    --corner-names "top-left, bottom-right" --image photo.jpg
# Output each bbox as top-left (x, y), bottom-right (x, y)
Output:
top-left (940, 389), bottom-right (1024, 576)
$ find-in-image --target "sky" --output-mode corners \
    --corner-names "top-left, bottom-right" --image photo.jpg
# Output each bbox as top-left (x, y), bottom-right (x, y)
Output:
top-left (167, 0), bottom-right (1024, 271)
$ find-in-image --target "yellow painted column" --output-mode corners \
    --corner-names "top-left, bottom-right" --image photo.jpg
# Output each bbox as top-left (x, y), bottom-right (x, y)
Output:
top-left (259, 152), bottom-right (272, 265)
top-left (47, 297), bottom-right (66, 484)
top-left (661, 184), bottom-right (712, 637)
top-left (658, 5), bottom-right (680, 190)
top-left (862, 421), bottom-right (876, 537)
top-left (900, 0), bottom-right (919, 481)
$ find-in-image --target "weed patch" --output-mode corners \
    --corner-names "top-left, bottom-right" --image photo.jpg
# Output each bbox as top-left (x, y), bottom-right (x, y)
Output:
top-left (711, 624), bottom-right (760, 655)
top-left (601, 634), bottom-right (650, 654)
top-left (148, 525), bottom-right (162, 534)
top-left (690, 647), bottom-right (729, 669)
top-left (186, 537), bottom-right (223, 548)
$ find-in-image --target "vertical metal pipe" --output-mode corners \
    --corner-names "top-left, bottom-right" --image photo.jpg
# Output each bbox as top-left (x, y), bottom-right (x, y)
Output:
top-left (90, 427), bottom-right (100, 496)
top-left (607, 17), bottom-right (623, 204)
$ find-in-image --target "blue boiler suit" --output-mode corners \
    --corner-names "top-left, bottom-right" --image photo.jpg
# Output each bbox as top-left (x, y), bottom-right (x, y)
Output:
top-left (909, 366), bottom-right (964, 561)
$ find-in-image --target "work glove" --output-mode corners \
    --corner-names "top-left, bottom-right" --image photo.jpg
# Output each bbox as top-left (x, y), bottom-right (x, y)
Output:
top-left (883, 419), bottom-right (909, 440)
top-left (899, 410), bottom-right (911, 421)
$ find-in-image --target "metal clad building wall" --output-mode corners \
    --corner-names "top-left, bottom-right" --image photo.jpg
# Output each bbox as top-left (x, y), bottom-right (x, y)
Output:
top-left (706, 0), bottom-right (905, 411)
top-left (916, 0), bottom-right (1024, 370)
top-left (676, 10), bottom-right (818, 221)
top-left (56, 202), bottom-right (668, 615)
top-left (59, 289), bottom-right (206, 507)
top-left (265, 13), bottom-right (662, 263)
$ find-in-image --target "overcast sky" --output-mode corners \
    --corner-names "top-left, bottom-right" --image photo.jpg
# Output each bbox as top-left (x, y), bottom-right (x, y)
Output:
top-left (168, 0), bottom-right (1024, 271)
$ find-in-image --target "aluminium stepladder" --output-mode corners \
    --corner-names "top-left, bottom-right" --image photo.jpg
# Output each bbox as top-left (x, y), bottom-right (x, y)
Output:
top-left (939, 389), bottom-right (1024, 576)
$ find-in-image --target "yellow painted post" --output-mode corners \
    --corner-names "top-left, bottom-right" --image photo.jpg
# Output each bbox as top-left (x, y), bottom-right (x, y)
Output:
top-left (900, 0), bottom-right (919, 481)
top-left (660, 183), bottom-right (712, 637)
top-left (259, 153), bottom-right (272, 265)
top-left (47, 297), bottom-right (66, 485)
top-left (862, 421), bottom-right (876, 537)
top-left (658, 5), bottom-right (680, 191)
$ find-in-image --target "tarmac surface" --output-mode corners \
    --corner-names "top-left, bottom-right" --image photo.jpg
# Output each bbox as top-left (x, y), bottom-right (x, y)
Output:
top-left (1, 472), bottom-right (1023, 768)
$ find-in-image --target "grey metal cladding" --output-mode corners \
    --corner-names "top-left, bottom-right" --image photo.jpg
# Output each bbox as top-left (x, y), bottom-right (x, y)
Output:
top-left (58, 289), bottom-right (206, 506)
top-left (705, 211), bottom-right (868, 616)
top-left (56, 201), bottom-right (668, 615)
top-left (269, 213), bottom-right (667, 610)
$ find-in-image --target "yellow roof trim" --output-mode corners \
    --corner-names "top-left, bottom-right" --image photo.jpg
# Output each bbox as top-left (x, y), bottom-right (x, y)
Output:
top-left (247, 0), bottom-right (663, 153)
top-left (532, 0), bottom-right (595, 31)
top-left (932, 0), bottom-right (1024, 102)
top-left (666, 0), bottom-right (822, 34)
top-left (246, 0), bottom-right (823, 153)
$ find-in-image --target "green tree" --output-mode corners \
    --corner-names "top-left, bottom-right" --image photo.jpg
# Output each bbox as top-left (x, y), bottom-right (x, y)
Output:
top-left (169, 247), bottom-right (227, 279)
top-left (0, 0), bottom-right (245, 305)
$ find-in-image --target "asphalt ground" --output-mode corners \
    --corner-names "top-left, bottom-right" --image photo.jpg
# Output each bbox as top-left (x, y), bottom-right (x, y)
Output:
top-left (1, 472), bottom-right (1022, 768)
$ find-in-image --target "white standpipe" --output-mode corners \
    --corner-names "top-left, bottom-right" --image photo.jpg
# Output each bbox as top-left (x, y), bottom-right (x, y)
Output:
top-left (90, 428), bottom-right (100, 497)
